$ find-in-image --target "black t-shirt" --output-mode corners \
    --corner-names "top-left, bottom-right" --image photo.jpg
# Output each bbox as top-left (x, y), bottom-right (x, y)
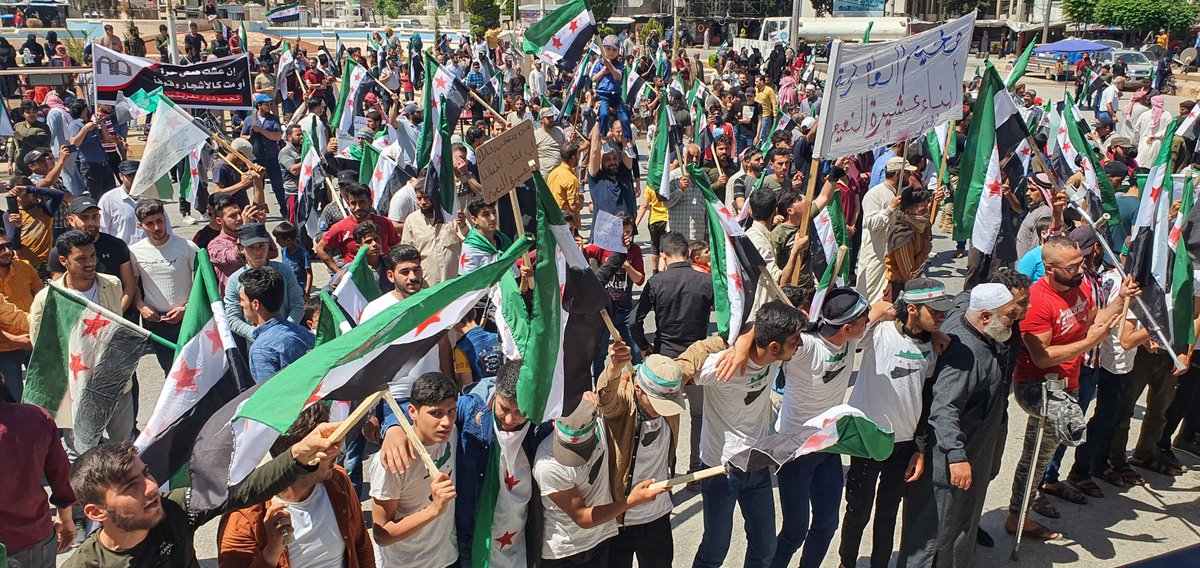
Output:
top-left (48, 231), bottom-right (130, 277)
top-left (193, 225), bottom-right (222, 250)
top-left (212, 162), bottom-right (250, 209)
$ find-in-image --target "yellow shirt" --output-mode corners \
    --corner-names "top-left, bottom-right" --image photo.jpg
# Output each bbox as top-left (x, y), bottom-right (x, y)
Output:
top-left (546, 162), bottom-right (582, 213)
top-left (643, 187), bottom-right (668, 225)
top-left (0, 258), bottom-right (42, 312)
top-left (755, 86), bottom-right (777, 120)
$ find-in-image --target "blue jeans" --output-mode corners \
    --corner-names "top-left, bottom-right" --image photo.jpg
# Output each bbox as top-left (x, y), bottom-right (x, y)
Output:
top-left (6, 530), bottom-right (56, 568)
top-left (1042, 365), bottom-right (1100, 485)
top-left (259, 159), bottom-right (286, 216)
top-left (758, 116), bottom-right (773, 141)
top-left (771, 452), bottom-right (844, 568)
top-left (596, 91), bottom-right (632, 142)
top-left (590, 305), bottom-right (641, 378)
top-left (735, 126), bottom-right (754, 153)
top-left (693, 465), bottom-right (776, 568)
top-left (0, 349), bottom-right (30, 401)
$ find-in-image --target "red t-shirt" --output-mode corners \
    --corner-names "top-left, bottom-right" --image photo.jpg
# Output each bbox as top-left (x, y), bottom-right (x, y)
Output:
top-left (304, 68), bottom-right (327, 97)
top-left (321, 214), bottom-right (400, 265)
top-left (1014, 276), bottom-right (1095, 389)
top-left (583, 244), bottom-right (644, 308)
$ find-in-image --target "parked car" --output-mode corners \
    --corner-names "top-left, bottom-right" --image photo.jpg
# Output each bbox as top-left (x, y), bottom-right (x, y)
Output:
top-left (1028, 53), bottom-right (1073, 81)
top-left (1095, 50), bottom-right (1154, 87)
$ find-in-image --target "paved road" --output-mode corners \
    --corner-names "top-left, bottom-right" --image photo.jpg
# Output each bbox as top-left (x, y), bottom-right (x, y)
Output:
top-left (56, 59), bottom-right (1200, 566)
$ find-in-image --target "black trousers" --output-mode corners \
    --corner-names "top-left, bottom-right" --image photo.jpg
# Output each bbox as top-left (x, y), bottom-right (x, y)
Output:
top-left (1160, 364), bottom-right (1200, 450)
top-left (609, 514), bottom-right (673, 568)
top-left (840, 440), bottom-right (915, 568)
top-left (143, 320), bottom-right (182, 374)
top-left (541, 539), bottom-right (611, 568)
top-left (1069, 368), bottom-right (1127, 480)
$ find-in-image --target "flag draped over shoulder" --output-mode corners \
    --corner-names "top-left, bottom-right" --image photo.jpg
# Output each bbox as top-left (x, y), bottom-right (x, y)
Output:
top-left (188, 240), bottom-right (531, 511)
top-left (128, 95), bottom-right (210, 198)
top-left (687, 163), bottom-right (763, 341)
top-left (952, 64), bottom-right (1027, 255)
top-left (521, 0), bottom-right (597, 71)
top-left (498, 172), bottom-right (608, 423)
top-left (332, 246), bottom-right (384, 324)
top-left (135, 251), bottom-right (253, 484)
top-left (728, 405), bottom-right (894, 473)
top-left (23, 283), bottom-right (153, 445)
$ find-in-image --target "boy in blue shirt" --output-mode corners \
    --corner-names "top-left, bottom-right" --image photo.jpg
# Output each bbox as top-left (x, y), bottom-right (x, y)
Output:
top-left (273, 221), bottom-right (312, 295)
top-left (591, 35), bottom-right (632, 146)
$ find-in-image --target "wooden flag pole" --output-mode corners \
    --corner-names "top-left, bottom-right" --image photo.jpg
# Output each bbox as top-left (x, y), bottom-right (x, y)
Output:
top-left (383, 391), bottom-right (441, 475)
top-left (795, 159), bottom-right (823, 244)
top-left (310, 391), bottom-right (386, 464)
top-left (928, 120), bottom-right (954, 231)
top-left (469, 89), bottom-right (511, 127)
top-left (214, 149), bottom-right (248, 176)
top-left (757, 265), bottom-right (794, 308)
top-left (649, 464), bottom-right (726, 489)
top-left (600, 310), bottom-right (636, 374)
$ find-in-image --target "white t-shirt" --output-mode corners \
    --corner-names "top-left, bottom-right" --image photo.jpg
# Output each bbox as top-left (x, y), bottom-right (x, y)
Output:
top-left (1100, 85), bottom-right (1120, 114)
top-left (622, 416), bottom-right (673, 526)
top-left (360, 293), bottom-right (443, 400)
top-left (129, 235), bottom-right (198, 312)
top-left (533, 428), bottom-right (619, 560)
top-left (693, 352), bottom-right (779, 465)
top-left (370, 430), bottom-right (458, 568)
top-left (777, 334), bottom-right (859, 433)
top-left (1098, 269), bottom-right (1138, 374)
top-left (97, 188), bottom-right (150, 244)
top-left (276, 482), bottom-right (346, 568)
top-left (846, 322), bottom-right (936, 442)
top-left (388, 182), bottom-right (419, 225)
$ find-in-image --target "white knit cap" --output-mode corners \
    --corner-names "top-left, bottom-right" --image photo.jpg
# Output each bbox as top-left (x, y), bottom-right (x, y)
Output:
top-left (969, 283), bottom-right (1014, 311)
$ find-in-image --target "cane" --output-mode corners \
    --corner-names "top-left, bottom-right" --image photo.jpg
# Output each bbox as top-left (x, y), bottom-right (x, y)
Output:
top-left (1011, 376), bottom-right (1054, 561)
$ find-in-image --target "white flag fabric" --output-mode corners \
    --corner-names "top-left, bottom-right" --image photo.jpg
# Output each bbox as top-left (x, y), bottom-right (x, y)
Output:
top-left (129, 98), bottom-right (210, 198)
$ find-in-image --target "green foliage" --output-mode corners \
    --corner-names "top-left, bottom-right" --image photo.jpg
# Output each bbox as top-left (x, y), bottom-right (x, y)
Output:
top-left (1093, 0), bottom-right (1200, 35)
top-left (809, 0), bottom-right (832, 16)
top-left (641, 18), bottom-right (663, 42)
top-left (943, 0), bottom-right (988, 13)
top-left (1062, 0), bottom-right (1096, 24)
top-left (374, 0), bottom-right (426, 18)
top-left (591, 0), bottom-right (613, 22)
top-left (464, 0), bottom-right (500, 34)
top-left (597, 25), bottom-right (615, 38)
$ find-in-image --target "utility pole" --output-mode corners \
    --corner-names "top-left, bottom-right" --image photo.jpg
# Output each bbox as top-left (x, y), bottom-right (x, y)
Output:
top-left (1041, 0), bottom-right (1051, 44)
top-left (165, 0), bottom-right (179, 63)
top-left (790, 0), bottom-right (800, 50)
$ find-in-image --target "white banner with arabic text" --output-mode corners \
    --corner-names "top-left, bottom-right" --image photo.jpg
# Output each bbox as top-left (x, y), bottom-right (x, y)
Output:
top-left (813, 12), bottom-right (975, 159)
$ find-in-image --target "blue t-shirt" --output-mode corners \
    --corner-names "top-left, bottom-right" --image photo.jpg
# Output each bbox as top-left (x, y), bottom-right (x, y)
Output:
top-left (1018, 245), bottom-right (1045, 282)
top-left (456, 325), bottom-right (502, 384)
top-left (68, 119), bottom-right (106, 163)
top-left (281, 245), bottom-right (310, 290)
top-left (240, 113), bottom-right (283, 161)
top-left (591, 58), bottom-right (624, 95)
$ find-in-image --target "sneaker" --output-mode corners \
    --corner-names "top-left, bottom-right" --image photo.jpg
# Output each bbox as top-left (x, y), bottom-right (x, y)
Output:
top-left (1174, 438), bottom-right (1200, 459)
top-left (182, 215), bottom-right (199, 226)
top-left (624, 143), bottom-right (637, 160)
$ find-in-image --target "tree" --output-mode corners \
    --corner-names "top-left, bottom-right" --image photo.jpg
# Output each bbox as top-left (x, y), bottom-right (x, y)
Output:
top-left (463, 0), bottom-right (500, 35)
top-left (592, 0), bottom-right (613, 22)
top-left (1062, 0), bottom-right (1097, 24)
top-left (1093, 0), bottom-right (1200, 35)
top-left (809, 0), bottom-right (831, 16)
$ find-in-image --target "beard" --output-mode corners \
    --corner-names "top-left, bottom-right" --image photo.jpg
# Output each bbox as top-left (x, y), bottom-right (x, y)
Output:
top-left (106, 504), bottom-right (164, 531)
top-left (1053, 271), bottom-right (1085, 288)
top-left (982, 316), bottom-right (1013, 342)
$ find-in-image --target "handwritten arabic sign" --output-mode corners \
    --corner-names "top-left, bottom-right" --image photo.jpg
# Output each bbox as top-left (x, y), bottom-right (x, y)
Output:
top-left (93, 45), bottom-right (253, 111)
top-left (813, 12), bottom-right (974, 159)
top-left (475, 119), bottom-right (538, 204)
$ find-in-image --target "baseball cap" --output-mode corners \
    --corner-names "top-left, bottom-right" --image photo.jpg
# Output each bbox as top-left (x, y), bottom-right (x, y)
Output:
top-left (22, 148), bottom-right (49, 165)
top-left (901, 278), bottom-right (955, 312)
top-left (538, 107), bottom-right (556, 119)
top-left (356, 127), bottom-right (375, 140)
top-left (552, 398), bottom-right (600, 467)
top-left (634, 355), bottom-right (685, 417)
top-left (402, 102), bottom-right (418, 115)
top-left (238, 223), bottom-right (271, 247)
top-left (1093, 116), bottom-right (1115, 129)
top-left (117, 160), bottom-right (139, 176)
top-left (1103, 160), bottom-right (1129, 177)
top-left (336, 170), bottom-right (359, 184)
top-left (800, 116), bottom-right (816, 130)
top-left (68, 196), bottom-right (100, 216)
top-left (1108, 136), bottom-right (1134, 149)
top-left (884, 156), bottom-right (907, 174)
top-left (1069, 226), bottom-right (1099, 250)
top-left (602, 35), bottom-right (619, 48)
top-left (230, 137), bottom-right (254, 156)
top-left (253, 93), bottom-right (272, 105)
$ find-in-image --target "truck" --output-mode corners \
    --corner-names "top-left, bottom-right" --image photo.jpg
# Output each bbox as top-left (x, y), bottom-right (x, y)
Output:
top-left (730, 16), bottom-right (909, 55)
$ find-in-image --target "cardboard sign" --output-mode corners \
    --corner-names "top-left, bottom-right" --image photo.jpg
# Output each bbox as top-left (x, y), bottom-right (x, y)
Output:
top-left (475, 119), bottom-right (538, 204)
top-left (591, 209), bottom-right (628, 253)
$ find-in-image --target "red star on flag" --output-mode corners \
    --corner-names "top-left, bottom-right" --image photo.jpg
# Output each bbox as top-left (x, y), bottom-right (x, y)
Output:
top-left (204, 325), bottom-right (224, 355)
top-left (460, 253), bottom-right (468, 268)
top-left (190, 168), bottom-right (199, 177)
top-left (496, 531), bottom-right (518, 549)
top-left (415, 309), bottom-right (444, 335)
top-left (569, 19), bottom-right (579, 32)
top-left (81, 313), bottom-right (110, 338)
top-left (435, 76), bottom-right (447, 90)
top-left (1059, 127), bottom-right (1066, 135)
top-left (305, 381), bottom-right (325, 405)
top-left (303, 163), bottom-right (314, 177)
top-left (171, 360), bottom-right (202, 395)
top-left (1020, 146), bottom-right (1031, 156)
top-left (1062, 141), bottom-right (1072, 152)
top-left (503, 469), bottom-right (520, 491)
top-left (986, 178), bottom-right (1003, 197)
top-left (69, 353), bottom-right (90, 381)
top-left (730, 270), bottom-right (743, 292)
top-left (375, 169), bottom-right (384, 182)
top-left (551, 35), bottom-right (563, 49)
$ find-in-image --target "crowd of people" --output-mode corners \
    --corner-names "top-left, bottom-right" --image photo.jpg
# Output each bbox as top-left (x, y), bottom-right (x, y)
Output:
top-left (1, 13), bottom-right (1199, 568)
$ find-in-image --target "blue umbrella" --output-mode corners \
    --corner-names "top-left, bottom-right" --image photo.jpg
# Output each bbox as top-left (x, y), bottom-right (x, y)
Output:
top-left (1032, 38), bottom-right (1113, 53)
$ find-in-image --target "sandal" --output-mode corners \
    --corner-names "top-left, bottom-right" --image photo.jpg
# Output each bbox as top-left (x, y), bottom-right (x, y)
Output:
top-left (1031, 495), bottom-right (1061, 519)
top-left (1130, 456), bottom-right (1184, 477)
top-left (1114, 465), bottom-right (1146, 486)
top-left (1098, 468), bottom-right (1129, 488)
top-left (1043, 482), bottom-right (1087, 504)
top-left (1005, 520), bottom-right (1062, 541)
top-left (1068, 477), bottom-right (1105, 499)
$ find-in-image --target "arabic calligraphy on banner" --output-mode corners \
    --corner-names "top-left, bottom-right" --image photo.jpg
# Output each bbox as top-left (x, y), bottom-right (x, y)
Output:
top-left (92, 44), bottom-right (254, 111)
top-left (813, 12), bottom-right (975, 159)
top-left (475, 120), bottom-right (538, 204)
